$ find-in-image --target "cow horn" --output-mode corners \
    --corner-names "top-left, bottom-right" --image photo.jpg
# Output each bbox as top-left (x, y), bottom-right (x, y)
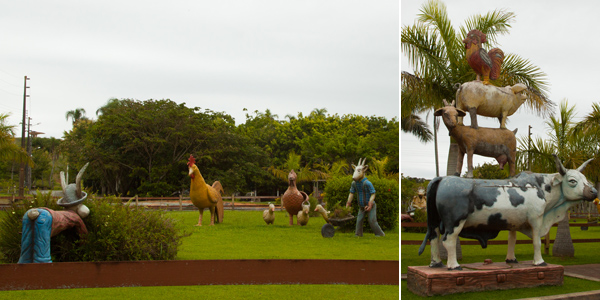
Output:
top-left (553, 154), bottom-right (567, 176)
top-left (443, 99), bottom-right (449, 106)
top-left (75, 163), bottom-right (89, 199)
top-left (60, 171), bottom-right (67, 196)
top-left (577, 158), bottom-right (594, 173)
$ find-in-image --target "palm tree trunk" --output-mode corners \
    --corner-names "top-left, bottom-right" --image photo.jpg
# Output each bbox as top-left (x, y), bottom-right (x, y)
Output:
top-left (434, 117), bottom-right (439, 177)
top-left (447, 140), bottom-right (459, 176)
top-left (552, 216), bottom-right (574, 257)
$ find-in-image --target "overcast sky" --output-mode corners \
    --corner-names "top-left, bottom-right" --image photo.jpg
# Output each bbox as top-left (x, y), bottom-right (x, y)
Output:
top-left (0, 1), bottom-right (399, 140)
top-left (401, 0), bottom-right (600, 179)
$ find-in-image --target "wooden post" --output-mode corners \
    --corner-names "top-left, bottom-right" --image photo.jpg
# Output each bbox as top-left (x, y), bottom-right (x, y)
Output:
top-left (544, 233), bottom-right (550, 255)
top-left (135, 195), bottom-right (138, 207)
top-left (179, 194), bottom-right (183, 211)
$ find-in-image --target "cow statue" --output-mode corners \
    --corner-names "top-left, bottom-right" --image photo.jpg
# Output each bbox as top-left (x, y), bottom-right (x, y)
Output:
top-left (418, 154), bottom-right (597, 270)
top-left (455, 81), bottom-right (528, 129)
top-left (435, 99), bottom-right (517, 177)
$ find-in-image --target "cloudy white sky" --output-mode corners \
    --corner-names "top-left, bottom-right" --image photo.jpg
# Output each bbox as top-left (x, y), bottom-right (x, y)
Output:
top-left (0, 1), bottom-right (398, 139)
top-left (401, 0), bottom-right (600, 179)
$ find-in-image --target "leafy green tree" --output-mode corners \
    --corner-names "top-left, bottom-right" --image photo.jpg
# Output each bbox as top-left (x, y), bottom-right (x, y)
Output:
top-left (63, 99), bottom-right (272, 196)
top-left (402, 0), bottom-right (552, 176)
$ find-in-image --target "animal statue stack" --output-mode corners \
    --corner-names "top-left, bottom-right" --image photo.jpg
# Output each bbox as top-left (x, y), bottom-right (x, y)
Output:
top-left (187, 155), bottom-right (224, 226)
top-left (419, 155), bottom-right (597, 270)
top-left (263, 203), bottom-right (275, 225)
top-left (19, 163), bottom-right (91, 263)
top-left (281, 170), bottom-right (309, 225)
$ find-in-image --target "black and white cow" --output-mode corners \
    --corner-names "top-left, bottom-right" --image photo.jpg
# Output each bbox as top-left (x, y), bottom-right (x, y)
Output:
top-left (418, 154), bottom-right (597, 270)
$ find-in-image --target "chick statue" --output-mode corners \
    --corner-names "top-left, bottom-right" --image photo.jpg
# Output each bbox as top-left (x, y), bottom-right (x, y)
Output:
top-left (263, 203), bottom-right (275, 225)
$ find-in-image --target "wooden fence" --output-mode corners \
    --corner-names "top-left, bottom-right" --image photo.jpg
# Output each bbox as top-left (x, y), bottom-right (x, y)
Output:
top-left (402, 201), bottom-right (600, 254)
top-left (0, 195), bottom-right (280, 211)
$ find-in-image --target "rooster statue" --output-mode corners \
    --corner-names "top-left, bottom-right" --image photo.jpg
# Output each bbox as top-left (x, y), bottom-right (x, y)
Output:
top-left (188, 155), bottom-right (224, 226)
top-left (281, 169), bottom-right (309, 225)
top-left (463, 29), bottom-right (504, 85)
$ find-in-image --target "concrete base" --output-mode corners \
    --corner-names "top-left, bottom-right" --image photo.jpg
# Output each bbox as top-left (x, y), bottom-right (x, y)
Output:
top-left (407, 261), bottom-right (563, 297)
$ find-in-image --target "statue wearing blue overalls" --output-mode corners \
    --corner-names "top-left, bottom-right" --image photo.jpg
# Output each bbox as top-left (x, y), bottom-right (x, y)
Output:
top-left (18, 163), bottom-right (90, 263)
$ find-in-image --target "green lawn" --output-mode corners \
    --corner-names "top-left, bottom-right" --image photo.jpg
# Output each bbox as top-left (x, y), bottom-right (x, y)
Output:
top-left (174, 209), bottom-right (399, 260)
top-left (401, 221), bottom-right (600, 299)
top-left (1, 210), bottom-right (399, 299)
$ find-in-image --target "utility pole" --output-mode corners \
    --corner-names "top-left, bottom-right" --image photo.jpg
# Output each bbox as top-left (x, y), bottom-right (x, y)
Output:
top-left (18, 76), bottom-right (29, 198)
top-left (26, 117), bottom-right (32, 190)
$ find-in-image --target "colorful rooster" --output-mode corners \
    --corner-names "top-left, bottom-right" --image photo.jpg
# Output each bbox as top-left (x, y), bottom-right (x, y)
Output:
top-left (463, 29), bottom-right (504, 85)
top-left (188, 155), bottom-right (224, 226)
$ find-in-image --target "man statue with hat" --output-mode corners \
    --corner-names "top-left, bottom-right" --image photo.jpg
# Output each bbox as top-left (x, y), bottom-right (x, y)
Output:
top-left (18, 163), bottom-right (90, 263)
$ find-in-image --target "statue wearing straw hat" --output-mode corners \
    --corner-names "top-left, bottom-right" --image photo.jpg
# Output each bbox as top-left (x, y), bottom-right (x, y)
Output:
top-left (346, 158), bottom-right (385, 237)
top-left (18, 163), bottom-right (90, 263)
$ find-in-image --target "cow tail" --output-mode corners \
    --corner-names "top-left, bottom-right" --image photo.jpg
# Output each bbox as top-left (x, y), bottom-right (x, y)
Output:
top-left (418, 177), bottom-right (443, 256)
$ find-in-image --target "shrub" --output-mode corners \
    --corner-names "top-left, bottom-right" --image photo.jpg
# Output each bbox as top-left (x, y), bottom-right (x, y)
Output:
top-left (323, 175), bottom-right (399, 232)
top-left (0, 192), bottom-right (188, 263)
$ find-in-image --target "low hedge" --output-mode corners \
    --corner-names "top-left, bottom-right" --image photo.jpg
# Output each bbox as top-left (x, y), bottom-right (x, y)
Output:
top-left (323, 175), bottom-right (398, 232)
top-left (0, 192), bottom-right (188, 263)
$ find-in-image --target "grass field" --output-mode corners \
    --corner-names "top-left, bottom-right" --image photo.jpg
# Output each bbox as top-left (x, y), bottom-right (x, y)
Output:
top-left (0, 209), bottom-right (399, 299)
top-left (401, 220), bottom-right (600, 299)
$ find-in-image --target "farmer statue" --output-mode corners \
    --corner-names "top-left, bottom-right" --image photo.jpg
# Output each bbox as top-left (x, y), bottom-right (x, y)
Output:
top-left (346, 158), bottom-right (385, 237)
top-left (18, 163), bottom-right (90, 263)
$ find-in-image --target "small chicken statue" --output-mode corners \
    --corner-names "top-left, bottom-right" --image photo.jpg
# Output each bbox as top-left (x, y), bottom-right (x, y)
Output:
top-left (188, 155), bottom-right (224, 226)
top-left (263, 203), bottom-right (275, 225)
top-left (463, 29), bottom-right (504, 85)
top-left (281, 169), bottom-right (309, 225)
top-left (297, 200), bottom-right (310, 226)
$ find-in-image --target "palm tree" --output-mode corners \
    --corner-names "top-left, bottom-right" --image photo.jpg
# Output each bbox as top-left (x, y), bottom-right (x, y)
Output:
top-left (0, 113), bottom-right (33, 167)
top-left (402, 0), bottom-right (552, 176)
top-left (572, 102), bottom-right (600, 191)
top-left (268, 152), bottom-right (327, 186)
top-left (517, 100), bottom-right (588, 258)
top-left (65, 108), bottom-right (88, 125)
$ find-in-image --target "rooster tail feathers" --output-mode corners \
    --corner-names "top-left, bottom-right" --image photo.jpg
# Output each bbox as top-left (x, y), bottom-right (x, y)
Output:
top-left (488, 48), bottom-right (504, 80)
top-left (212, 181), bottom-right (224, 194)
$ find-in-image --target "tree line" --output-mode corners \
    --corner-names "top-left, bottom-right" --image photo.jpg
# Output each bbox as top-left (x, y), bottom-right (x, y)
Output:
top-left (2, 98), bottom-right (398, 197)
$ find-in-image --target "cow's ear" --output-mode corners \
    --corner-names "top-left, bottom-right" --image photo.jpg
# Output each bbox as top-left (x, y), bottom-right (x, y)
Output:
top-left (434, 108), bottom-right (444, 116)
top-left (552, 174), bottom-right (563, 186)
top-left (351, 164), bottom-right (356, 170)
top-left (364, 165), bottom-right (369, 172)
top-left (456, 109), bottom-right (466, 117)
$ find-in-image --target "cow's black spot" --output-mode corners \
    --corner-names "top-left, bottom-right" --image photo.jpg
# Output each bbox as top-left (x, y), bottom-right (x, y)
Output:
top-left (545, 184), bottom-right (552, 193)
top-left (487, 213), bottom-right (509, 229)
top-left (508, 189), bottom-right (525, 207)
top-left (469, 184), bottom-right (500, 210)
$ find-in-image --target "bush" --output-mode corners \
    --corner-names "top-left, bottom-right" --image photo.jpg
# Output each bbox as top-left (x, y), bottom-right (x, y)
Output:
top-left (323, 175), bottom-right (399, 232)
top-left (0, 192), bottom-right (188, 263)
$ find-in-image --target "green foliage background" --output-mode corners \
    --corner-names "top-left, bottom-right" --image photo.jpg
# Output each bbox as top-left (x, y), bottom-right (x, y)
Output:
top-left (323, 175), bottom-right (398, 232)
top-left (0, 193), bottom-right (187, 263)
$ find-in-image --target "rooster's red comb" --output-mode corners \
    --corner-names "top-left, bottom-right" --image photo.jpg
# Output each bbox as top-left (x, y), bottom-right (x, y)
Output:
top-left (187, 155), bottom-right (196, 167)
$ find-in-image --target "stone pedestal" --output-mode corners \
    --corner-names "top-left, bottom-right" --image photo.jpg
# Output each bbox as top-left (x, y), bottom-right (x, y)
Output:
top-left (407, 261), bottom-right (563, 297)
